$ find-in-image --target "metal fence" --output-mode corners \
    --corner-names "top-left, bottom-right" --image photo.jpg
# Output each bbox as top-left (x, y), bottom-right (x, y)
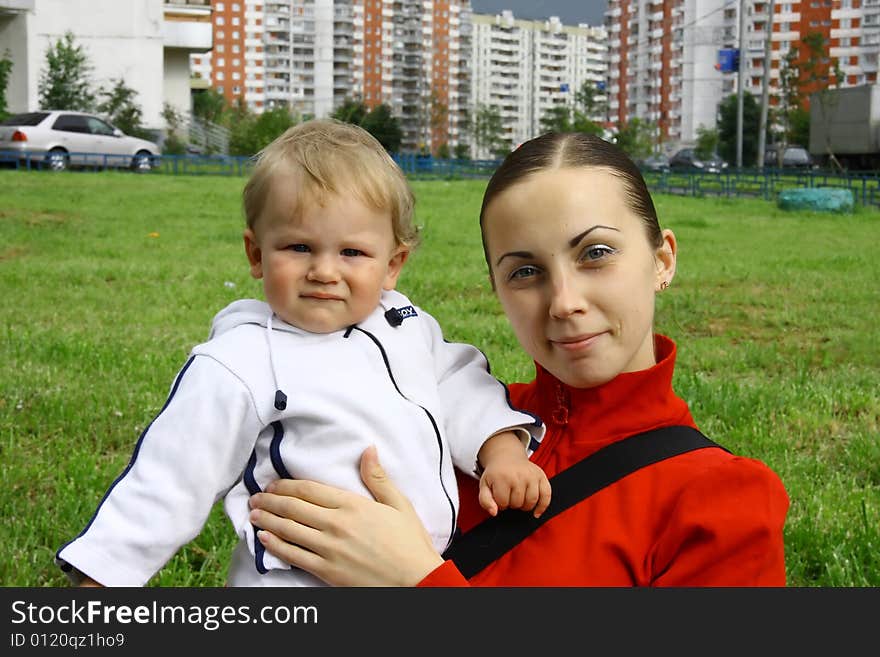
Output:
top-left (4, 149), bottom-right (880, 207)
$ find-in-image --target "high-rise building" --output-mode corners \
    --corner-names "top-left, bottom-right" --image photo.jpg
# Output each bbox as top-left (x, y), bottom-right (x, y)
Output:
top-left (470, 11), bottom-right (607, 158)
top-left (606, 0), bottom-right (880, 150)
top-left (191, 0), bottom-right (472, 153)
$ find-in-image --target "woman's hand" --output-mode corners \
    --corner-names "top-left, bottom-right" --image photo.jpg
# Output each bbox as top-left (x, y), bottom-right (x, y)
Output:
top-left (248, 446), bottom-right (445, 586)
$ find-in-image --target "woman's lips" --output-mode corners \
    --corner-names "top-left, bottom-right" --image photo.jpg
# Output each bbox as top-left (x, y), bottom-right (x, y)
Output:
top-left (550, 332), bottom-right (605, 352)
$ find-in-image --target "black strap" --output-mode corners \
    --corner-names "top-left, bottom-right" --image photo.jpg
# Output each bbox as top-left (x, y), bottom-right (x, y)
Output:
top-left (442, 425), bottom-right (725, 579)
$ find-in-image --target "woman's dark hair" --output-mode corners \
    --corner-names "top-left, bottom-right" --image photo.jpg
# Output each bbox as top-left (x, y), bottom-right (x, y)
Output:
top-left (479, 132), bottom-right (663, 269)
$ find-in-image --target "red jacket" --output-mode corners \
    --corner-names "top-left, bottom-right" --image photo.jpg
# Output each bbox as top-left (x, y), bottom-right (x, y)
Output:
top-left (420, 335), bottom-right (790, 587)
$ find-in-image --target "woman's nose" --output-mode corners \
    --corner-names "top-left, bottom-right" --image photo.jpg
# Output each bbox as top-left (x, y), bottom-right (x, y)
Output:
top-left (548, 276), bottom-right (586, 319)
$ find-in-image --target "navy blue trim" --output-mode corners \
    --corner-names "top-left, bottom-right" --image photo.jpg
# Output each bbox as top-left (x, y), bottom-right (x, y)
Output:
top-left (268, 421), bottom-right (291, 479)
top-left (352, 326), bottom-right (457, 545)
top-left (55, 356), bottom-right (198, 561)
top-left (445, 338), bottom-right (545, 453)
top-left (242, 449), bottom-right (268, 574)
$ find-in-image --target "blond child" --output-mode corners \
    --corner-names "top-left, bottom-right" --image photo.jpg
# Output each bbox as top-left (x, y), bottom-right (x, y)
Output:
top-left (56, 119), bottom-right (549, 587)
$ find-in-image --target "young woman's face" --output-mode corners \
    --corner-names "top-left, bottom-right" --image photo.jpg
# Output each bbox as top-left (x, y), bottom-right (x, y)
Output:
top-left (482, 167), bottom-right (676, 388)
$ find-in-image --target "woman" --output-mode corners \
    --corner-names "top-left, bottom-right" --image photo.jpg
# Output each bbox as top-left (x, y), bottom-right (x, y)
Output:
top-left (247, 132), bottom-right (790, 586)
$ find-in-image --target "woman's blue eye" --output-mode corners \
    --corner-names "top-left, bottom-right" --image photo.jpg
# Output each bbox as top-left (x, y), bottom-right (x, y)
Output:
top-left (509, 265), bottom-right (539, 280)
top-left (288, 244), bottom-right (310, 252)
top-left (341, 248), bottom-right (364, 257)
top-left (581, 244), bottom-right (616, 262)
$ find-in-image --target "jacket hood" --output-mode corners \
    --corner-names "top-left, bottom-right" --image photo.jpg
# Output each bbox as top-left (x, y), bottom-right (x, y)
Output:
top-left (208, 299), bottom-right (273, 340)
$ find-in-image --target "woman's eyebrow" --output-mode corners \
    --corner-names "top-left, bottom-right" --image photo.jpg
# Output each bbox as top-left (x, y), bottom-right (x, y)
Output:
top-left (495, 251), bottom-right (532, 267)
top-left (569, 225), bottom-right (620, 248)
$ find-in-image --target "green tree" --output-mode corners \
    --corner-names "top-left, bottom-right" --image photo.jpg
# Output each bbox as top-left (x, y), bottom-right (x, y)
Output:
top-left (0, 51), bottom-right (12, 120)
top-left (453, 142), bottom-right (469, 160)
top-left (539, 104), bottom-right (573, 133)
top-left (718, 91), bottom-right (762, 166)
top-left (97, 78), bottom-right (147, 138)
top-left (472, 104), bottom-right (509, 158)
top-left (612, 118), bottom-right (655, 160)
top-left (574, 80), bottom-right (607, 122)
top-left (801, 31), bottom-right (844, 169)
top-left (775, 46), bottom-right (803, 150)
top-left (332, 97), bottom-right (368, 125)
top-left (361, 103), bottom-right (402, 152)
top-left (161, 102), bottom-right (188, 155)
top-left (228, 104), bottom-right (297, 156)
top-left (694, 125), bottom-right (720, 160)
top-left (539, 82), bottom-right (605, 136)
top-left (192, 87), bottom-right (227, 125)
top-left (38, 31), bottom-right (95, 111)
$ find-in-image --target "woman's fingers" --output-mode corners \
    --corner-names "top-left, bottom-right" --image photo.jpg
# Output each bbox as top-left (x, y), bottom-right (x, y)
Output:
top-left (358, 445), bottom-right (415, 514)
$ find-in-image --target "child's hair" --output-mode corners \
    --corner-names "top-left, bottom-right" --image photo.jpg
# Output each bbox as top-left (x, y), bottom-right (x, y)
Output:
top-left (243, 118), bottom-right (419, 248)
top-left (479, 132), bottom-right (663, 269)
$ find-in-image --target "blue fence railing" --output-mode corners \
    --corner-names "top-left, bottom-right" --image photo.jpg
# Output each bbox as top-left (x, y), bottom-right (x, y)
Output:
top-left (4, 149), bottom-right (880, 207)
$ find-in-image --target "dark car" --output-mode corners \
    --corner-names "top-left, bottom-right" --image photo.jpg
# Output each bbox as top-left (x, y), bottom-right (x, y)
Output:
top-left (764, 145), bottom-right (816, 169)
top-left (637, 153), bottom-right (670, 173)
top-left (668, 148), bottom-right (728, 173)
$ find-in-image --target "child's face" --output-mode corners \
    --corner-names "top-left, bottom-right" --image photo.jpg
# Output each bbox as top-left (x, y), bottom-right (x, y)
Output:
top-left (482, 167), bottom-right (676, 388)
top-left (244, 180), bottom-right (408, 333)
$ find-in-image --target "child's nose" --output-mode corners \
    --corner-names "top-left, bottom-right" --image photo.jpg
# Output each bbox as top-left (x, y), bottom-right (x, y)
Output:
top-left (306, 254), bottom-right (340, 283)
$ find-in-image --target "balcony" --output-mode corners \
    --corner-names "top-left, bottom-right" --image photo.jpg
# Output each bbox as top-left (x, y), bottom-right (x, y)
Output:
top-left (163, 0), bottom-right (212, 52)
top-left (0, 0), bottom-right (34, 13)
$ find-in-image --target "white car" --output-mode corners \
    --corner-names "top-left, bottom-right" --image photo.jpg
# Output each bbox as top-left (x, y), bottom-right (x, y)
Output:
top-left (0, 110), bottom-right (160, 171)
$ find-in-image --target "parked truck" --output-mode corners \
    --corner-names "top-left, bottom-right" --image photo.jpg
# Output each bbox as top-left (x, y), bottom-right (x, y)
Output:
top-left (809, 84), bottom-right (880, 170)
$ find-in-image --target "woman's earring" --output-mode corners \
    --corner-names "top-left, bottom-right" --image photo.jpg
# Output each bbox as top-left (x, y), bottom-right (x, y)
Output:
top-left (659, 280), bottom-right (669, 291)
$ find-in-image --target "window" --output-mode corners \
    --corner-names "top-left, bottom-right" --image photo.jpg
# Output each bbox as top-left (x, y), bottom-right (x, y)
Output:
top-left (52, 114), bottom-right (90, 133)
top-left (217, 57), bottom-right (225, 66)
top-left (232, 17), bottom-right (240, 25)
top-left (216, 16), bottom-right (225, 26)
top-left (216, 71), bottom-right (225, 80)
top-left (216, 44), bottom-right (224, 53)
top-left (216, 2), bottom-right (224, 10)
top-left (86, 116), bottom-right (115, 136)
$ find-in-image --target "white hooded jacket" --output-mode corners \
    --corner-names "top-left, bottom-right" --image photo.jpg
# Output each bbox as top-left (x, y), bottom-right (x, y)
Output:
top-left (56, 290), bottom-right (544, 586)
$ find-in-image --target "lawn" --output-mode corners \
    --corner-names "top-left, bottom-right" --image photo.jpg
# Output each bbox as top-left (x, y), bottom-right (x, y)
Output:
top-left (1, 170), bottom-right (878, 587)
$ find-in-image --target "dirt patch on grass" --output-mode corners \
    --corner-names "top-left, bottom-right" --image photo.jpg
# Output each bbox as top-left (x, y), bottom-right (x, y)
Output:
top-left (0, 246), bottom-right (28, 260)
top-left (0, 208), bottom-right (74, 226)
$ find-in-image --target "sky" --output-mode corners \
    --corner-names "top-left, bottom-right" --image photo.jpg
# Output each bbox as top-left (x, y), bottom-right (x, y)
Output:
top-left (470, 0), bottom-right (608, 27)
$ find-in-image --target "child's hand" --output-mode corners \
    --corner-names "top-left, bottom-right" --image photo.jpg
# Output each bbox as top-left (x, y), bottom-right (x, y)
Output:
top-left (479, 457), bottom-right (552, 519)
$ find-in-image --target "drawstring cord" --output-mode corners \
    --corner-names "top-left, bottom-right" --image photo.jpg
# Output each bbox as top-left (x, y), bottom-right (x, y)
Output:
top-left (265, 313), bottom-right (288, 411)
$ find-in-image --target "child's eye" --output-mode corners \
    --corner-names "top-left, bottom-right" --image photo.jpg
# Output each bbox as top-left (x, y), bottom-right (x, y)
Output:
top-left (580, 244), bottom-right (616, 262)
top-left (341, 248), bottom-right (365, 257)
top-left (287, 244), bottom-right (310, 252)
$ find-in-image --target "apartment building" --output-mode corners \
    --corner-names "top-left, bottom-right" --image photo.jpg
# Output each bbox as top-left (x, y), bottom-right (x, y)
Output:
top-left (190, 0), bottom-right (471, 153)
top-left (606, 0), bottom-right (730, 148)
top-left (470, 10), bottom-right (608, 158)
top-left (606, 0), bottom-right (880, 150)
top-left (1, 0), bottom-right (212, 129)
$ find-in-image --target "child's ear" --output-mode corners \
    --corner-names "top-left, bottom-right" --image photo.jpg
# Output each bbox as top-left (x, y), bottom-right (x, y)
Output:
top-left (243, 229), bottom-right (264, 279)
top-left (382, 246), bottom-right (410, 290)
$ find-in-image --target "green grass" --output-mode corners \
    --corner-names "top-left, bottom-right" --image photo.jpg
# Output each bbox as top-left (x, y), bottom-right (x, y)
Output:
top-left (1, 170), bottom-right (878, 587)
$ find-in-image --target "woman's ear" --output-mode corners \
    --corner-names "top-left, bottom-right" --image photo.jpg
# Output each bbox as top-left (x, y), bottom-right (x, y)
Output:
top-left (654, 228), bottom-right (677, 291)
top-left (382, 246), bottom-right (410, 290)
top-left (243, 229), bottom-right (264, 279)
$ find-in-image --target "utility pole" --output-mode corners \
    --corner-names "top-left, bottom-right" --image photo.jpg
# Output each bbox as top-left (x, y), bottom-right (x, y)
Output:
top-left (736, 0), bottom-right (747, 168)
top-left (757, 0), bottom-right (775, 169)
